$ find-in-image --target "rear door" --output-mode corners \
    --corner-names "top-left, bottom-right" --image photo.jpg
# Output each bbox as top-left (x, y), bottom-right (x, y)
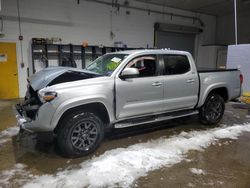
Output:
top-left (161, 54), bottom-right (199, 111)
top-left (116, 55), bottom-right (164, 119)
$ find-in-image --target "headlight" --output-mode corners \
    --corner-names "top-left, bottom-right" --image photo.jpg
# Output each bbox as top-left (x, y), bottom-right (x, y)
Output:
top-left (38, 90), bottom-right (57, 103)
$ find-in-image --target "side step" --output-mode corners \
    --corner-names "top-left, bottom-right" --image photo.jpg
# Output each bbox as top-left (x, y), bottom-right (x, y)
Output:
top-left (114, 110), bottom-right (199, 129)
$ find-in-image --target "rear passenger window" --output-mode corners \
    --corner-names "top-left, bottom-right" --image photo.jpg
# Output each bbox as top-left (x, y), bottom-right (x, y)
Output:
top-left (163, 55), bottom-right (190, 75)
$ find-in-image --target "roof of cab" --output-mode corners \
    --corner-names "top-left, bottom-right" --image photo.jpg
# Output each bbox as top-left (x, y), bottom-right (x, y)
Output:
top-left (109, 49), bottom-right (191, 56)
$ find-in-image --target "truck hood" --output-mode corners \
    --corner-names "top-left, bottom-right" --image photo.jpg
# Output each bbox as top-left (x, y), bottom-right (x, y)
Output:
top-left (28, 67), bottom-right (102, 91)
top-left (44, 76), bottom-right (113, 93)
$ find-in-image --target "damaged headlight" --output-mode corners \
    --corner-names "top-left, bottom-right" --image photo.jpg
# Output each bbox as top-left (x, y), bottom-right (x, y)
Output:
top-left (38, 89), bottom-right (57, 103)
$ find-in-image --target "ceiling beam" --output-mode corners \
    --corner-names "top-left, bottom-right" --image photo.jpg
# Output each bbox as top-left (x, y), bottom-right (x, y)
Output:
top-left (134, 0), bottom-right (217, 16)
top-left (80, 0), bottom-right (205, 26)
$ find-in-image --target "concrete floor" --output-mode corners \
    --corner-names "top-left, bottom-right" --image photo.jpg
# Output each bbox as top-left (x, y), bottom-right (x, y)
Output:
top-left (0, 100), bottom-right (250, 187)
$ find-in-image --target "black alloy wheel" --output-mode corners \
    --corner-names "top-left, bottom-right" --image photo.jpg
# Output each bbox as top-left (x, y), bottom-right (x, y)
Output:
top-left (70, 120), bottom-right (98, 151)
top-left (57, 111), bottom-right (104, 157)
top-left (199, 93), bottom-right (225, 125)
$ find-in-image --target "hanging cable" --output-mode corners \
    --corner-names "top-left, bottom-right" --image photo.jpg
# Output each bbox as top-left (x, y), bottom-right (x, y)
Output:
top-left (110, 10), bottom-right (115, 39)
top-left (16, 0), bottom-right (24, 67)
top-left (234, 0), bottom-right (238, 45)
top-left (0, 17), bottom-right (3, 33)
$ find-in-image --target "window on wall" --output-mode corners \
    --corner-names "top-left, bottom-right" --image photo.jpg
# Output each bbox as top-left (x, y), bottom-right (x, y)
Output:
top-left (126, 56), bottom-right (157, 77)
top-left (163, 55), bottom-right (190, 75)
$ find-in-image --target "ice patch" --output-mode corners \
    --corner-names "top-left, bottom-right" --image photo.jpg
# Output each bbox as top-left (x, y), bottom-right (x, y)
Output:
top-left (184, 159), bottom-right (192, 162)
top-left (189, 168), bottom-right (206, 175)
top-left (0, 126), bottom-right (19, 145)
top-left (233, 115), bottom-right (240, 119)
top-left (0, 127), bottom-right (19, 137)
top-left (22, 123), bottom-right (250, 188)
top-left (217, 181), bottom-right (224, 185)
top-left (187, 182), bottom-right (195, 187)
top-left (0, 163), bottom-right (32, 187)
top-left (225, 110), bottom-right (234, 114)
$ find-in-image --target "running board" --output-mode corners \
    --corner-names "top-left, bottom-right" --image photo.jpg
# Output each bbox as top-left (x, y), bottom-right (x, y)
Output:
top-left (114, 110), bottom-right (199, 129)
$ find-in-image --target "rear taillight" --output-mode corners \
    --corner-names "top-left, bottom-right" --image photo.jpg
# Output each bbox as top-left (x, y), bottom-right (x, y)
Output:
top-left (240, 74), bottom-right (243, 85)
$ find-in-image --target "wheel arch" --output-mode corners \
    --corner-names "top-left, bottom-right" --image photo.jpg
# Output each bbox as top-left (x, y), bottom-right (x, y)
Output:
top-left (208, 87), bottom-right (229, 101)
top-left (53, 102), bottom-right (111, 133)
top-left (199, 84), bottom-right (229, 107)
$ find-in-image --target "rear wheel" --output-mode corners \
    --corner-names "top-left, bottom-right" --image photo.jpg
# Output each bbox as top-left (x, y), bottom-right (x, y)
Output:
top-left (56, 111), bottom-right (104, 157)
top-left (199, 93), bottom-right (225, 125)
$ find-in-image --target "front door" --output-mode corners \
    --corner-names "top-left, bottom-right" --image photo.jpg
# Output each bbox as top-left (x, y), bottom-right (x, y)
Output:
top-left (116, 55), bottom-right (164, 119)
top-left (0, 42), bottom-right (19, 99)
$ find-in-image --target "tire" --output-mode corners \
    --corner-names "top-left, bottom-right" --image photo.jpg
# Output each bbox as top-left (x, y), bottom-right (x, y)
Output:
top-left (56, 111), bottom-right (104, 157)
top-left (199, 93), bottom-right (225, 125)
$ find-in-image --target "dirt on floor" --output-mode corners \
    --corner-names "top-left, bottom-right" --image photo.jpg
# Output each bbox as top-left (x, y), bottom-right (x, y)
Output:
top-left (0, 100), bottom-right (250, 187)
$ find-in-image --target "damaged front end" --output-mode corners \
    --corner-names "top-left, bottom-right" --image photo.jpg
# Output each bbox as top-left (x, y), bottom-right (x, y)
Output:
top-left (16, 84), bottom-right (41, 121)
top-left (14, 67), bottom-right (102, 132)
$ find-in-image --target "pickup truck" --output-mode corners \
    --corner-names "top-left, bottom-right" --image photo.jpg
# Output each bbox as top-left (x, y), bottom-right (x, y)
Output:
top-left (14, 49), bottom-right (242, 157)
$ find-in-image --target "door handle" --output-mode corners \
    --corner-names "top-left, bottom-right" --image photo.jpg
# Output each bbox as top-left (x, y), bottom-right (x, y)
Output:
top-left (152, 82), bottom-right (163, 87)
top-left (186, 79), bottom-right (195, 83)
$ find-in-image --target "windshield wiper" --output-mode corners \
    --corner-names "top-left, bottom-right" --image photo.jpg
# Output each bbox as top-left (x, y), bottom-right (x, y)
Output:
top-left (84, 69), bottom-right (104, 76)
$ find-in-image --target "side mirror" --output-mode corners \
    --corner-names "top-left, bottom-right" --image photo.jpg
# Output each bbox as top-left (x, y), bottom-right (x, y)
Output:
top-left (119, 67), bottom-right (139, 79)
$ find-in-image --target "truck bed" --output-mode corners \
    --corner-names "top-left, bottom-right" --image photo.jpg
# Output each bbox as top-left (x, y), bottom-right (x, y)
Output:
top-left (196, 68), bottom-right (241, 108)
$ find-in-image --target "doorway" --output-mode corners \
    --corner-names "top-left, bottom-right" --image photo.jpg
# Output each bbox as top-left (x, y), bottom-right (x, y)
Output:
top-left (0, 42), bottom-right (19, 99)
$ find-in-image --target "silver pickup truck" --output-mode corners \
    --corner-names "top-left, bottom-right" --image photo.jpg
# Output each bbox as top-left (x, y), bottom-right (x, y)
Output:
top-left (14, 49), bottom-right (242, 157)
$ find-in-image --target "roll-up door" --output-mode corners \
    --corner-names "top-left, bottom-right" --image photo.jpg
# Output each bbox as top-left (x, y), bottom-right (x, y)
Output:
top-left (154, 23), bottom-right (202, 55)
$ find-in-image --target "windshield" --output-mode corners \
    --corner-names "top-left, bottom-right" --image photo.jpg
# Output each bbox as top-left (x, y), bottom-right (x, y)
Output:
top-left (86, 54), bottom-right (128, 76)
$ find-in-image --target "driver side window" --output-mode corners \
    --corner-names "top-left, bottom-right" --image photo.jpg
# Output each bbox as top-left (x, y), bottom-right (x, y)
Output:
top-left (126, 56), bottom-right (157, 77)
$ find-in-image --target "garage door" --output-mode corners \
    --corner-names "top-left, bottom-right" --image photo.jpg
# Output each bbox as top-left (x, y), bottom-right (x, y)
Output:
top-left (156, 31), bottom-right (196, 55)
top-left (154, 23), bottom-right (202, 55)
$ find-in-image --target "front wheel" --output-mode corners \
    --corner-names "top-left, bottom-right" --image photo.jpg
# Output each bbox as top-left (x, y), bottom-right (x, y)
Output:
top-left (199, 93), bottom-right (225, 125)
top-left (56, 111), bottom-right (104, 157)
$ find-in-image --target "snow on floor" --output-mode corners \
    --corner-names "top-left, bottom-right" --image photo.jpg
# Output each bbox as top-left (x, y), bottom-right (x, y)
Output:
top-left (0, 164), bottom-right (32, 187)
top-left (189, 168), bottom-right (206, 175)
top-left (20, 123), bottom-right (250, 188)
top-left (0, 126), bottom-right (19, 145)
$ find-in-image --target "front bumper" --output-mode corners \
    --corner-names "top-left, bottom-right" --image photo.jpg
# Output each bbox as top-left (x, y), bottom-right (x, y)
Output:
top-left (13, 104), bottom-right (34, 133)
top-left (13, 102), bottom-right (56, 132)
top-left (13, 104), bottom-right (55, 142)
